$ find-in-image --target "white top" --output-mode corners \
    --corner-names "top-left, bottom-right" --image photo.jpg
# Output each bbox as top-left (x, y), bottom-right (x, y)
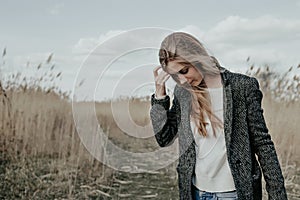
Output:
top-left (191, 87), bottom-right (236, 192)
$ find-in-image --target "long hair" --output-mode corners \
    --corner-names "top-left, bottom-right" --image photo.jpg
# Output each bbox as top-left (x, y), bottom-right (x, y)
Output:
top-left (159, 32), bottom-right (223, 136)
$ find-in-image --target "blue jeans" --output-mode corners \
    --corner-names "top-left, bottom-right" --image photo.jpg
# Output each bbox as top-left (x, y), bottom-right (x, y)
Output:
top-left (193, 187), bottom-right (238, 200)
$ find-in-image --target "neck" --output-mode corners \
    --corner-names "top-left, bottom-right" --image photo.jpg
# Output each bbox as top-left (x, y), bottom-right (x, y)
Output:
top-left (204, 74), bottom-right (222, 88)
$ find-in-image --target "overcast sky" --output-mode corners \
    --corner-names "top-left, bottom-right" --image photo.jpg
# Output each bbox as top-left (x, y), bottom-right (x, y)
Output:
top-left (1, 0), bottom-right (299, 101)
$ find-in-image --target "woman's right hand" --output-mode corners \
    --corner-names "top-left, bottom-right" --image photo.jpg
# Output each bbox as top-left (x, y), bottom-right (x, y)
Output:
top-left (153, 65), bottom-right (170, 98)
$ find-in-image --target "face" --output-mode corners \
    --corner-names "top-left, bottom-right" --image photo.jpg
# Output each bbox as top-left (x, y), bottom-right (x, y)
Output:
top-left (166, 62), bottom-right (203, 86)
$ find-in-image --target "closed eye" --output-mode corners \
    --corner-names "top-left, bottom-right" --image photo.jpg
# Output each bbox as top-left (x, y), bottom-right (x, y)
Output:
top-left (178, 67), bottom-right (189, 74)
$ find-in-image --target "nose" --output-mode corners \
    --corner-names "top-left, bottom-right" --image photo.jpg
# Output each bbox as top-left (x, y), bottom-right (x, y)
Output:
top-left (177, 74), bottom-right (188, 84)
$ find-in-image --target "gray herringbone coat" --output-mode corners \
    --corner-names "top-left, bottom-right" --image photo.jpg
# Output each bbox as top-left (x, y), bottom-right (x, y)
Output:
top-left (150, 67), bottom-right (287, 200)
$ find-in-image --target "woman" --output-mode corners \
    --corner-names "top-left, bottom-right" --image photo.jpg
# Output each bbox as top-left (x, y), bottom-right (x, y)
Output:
top-left (150, 32), bottom-right (287, 200)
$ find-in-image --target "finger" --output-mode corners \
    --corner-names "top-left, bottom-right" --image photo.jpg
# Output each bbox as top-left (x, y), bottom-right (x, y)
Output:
top-left (162, 74), bottom-right (171, 83)
top-left (156, 73), bottom-right (170, 85)
top-left (153, 65), bottom-right (162, 77)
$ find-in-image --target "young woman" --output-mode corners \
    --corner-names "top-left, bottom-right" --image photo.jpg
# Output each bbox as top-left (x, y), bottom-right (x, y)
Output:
top-left (150, 32), bottom-right (287, 200)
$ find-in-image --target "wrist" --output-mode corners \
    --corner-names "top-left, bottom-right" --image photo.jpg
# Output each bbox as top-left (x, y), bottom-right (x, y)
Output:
top-left (155, 93), bottom-right (166, 99)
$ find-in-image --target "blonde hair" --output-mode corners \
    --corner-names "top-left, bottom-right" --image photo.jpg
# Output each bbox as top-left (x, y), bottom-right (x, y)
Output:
top-left (159, 32), bottom-right (223, 136)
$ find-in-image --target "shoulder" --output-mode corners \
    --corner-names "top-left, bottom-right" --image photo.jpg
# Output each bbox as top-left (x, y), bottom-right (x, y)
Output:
top-left (225, 69), bottom-right (259, 89)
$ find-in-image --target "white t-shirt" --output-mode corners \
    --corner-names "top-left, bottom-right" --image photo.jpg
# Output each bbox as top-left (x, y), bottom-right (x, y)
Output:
top-left (191, 87), bottom-right (236, 192)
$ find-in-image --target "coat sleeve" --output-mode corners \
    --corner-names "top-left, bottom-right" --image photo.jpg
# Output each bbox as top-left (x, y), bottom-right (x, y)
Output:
top-left (150, 93), bottom-right (179, 147)
top-left (246, 77), bottom-right (287, 199)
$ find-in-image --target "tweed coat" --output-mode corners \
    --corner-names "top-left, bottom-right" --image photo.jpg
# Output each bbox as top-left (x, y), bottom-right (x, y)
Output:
top-left (150, 66), bottom-right (287, 200)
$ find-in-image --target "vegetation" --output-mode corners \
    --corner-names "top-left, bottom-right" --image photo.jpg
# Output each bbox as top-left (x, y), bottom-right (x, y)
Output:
top-left (0, 51), bottom-right (299, 199)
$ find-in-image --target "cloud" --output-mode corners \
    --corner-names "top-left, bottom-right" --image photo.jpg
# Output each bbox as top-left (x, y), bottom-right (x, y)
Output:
top-left (180, 16), bottom-right (300, 71)
top-left (71, 28), bottom-right (172, 74)
top-left (49, 3), bottom-right (64, 15)
top-left (179, 25), bottom-right (205, 38)
top-left (72, 28), bottom-right (174, 56)
top-left (72, 30), bottom-right (125, 55)
top-left (204, 15), bottom-right (300, 44)
top-left (12, 21), bottom-right (296, 101)
top-left (71, 28), bottom-right (176, 100)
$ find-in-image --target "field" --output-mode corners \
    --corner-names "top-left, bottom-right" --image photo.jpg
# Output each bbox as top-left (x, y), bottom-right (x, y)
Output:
top-left (0, 65), bottom-right (299, 199)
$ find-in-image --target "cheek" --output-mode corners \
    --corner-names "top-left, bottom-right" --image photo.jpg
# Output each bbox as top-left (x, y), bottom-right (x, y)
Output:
top-left (191, 69), bottom-right (203, 79)
top-left (198, 73), bottom-right (203, 80)
top-left (196, 69), bottom-right (203, 79)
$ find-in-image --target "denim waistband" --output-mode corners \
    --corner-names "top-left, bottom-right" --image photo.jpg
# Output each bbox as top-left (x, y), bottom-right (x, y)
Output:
top-left (193, 185), bottom-right (238, 199)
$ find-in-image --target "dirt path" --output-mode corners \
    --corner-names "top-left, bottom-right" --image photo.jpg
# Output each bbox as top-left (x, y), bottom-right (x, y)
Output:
top-left (107, 167), bottom-right (179, 200)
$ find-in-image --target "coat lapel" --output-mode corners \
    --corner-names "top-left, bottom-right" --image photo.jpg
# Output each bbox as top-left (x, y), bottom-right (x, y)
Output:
top-left (220, 68), bottom-right (233, 155)
top-left (176, 66), bottom-right (234, 155)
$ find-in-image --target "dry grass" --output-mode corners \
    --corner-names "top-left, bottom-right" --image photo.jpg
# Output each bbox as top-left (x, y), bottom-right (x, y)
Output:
top-left (0, 85), bottom-right (115, 199)
top-left (261, 94), bottom-right (300, 199)
top-left (0, 53), bottom-right (115, 199)
top-left (247, 65), bottom-right (300, 199)
top-left (0, 52), bottom-right (299, 199)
